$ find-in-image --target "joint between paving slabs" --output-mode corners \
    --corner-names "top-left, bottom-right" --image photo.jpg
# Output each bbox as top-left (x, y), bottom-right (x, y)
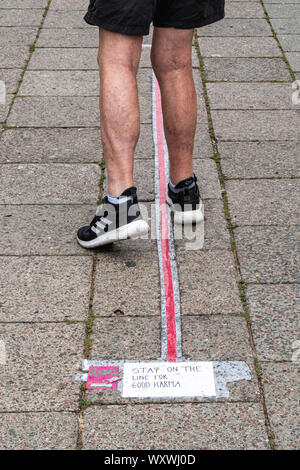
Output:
top-left (1, 0), bottom-right (53, 129)
top-left (76, 151), bottom-right (105, 449)
top-left (194, 30), bottom-right (276, 450)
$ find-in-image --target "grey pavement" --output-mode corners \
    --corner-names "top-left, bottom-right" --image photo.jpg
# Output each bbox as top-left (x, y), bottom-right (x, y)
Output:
top-left (0, 0), bottom-right (299, 451)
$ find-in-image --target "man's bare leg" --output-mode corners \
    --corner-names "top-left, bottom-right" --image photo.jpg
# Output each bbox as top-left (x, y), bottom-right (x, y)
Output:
top-left (98, 28), bottom-right (143, 196)
top-left (151, 28), bottom-right (197, 185)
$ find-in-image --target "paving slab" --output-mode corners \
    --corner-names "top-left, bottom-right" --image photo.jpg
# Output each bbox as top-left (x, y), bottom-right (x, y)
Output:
top-left (0, 125), bottom-right (168, 165)
top-left (277, 35), bottom-right (300, 52)
top-left (182, 316), bottom-right (253, 361)
top-left (246, 285), bottom-right (299, 361)
top-left (261, 362), bottom-right (299, 450)
top-left (219, 141), bottom-right (300, 178)
top-left (265, 0), bottom-right (300, 3)
top-left (235, 226), bottom-right (300, 283)
top-left (207, 83), bottom-right (293, 110)
top-left (193, 159), bottom-right (221, 199)
top-left (270, 18), bottom-right (300, 35)
top-left (7, 96), bottom-right (100, 127)
top-left (0, 412), bottom-right (78, 450)
top-left (266, 4), bottom-right (300, 18)
top-left (19, 70), bottom-right (99, 96)
top-left (175, 198), bottom-right (231, 251)
top-left (198, 37), bottom-right (280, 57)
top-left (193, 123), bottom-right (214, 158)
top-left (29, 47), bottom-right (99, 70)
top-left (286, 52), bottom-right (300, 72)
top-left (131, 124), bottom-right (155, 160)
top-left (0, 27), bottom-right (38, 47)
top-left (0, 323), bottom-right (84, 411)
top-left (204, 57), bottom-right (290, 82)
top-left (83, 403), bottom-right (269, 450)
top-left (197, 19), bottom-right (271, 37)
top-left (93, 253), bottom-right (160, 317)
top-left (0, 69), bottom-right (22, 94)
top-left (91, 317), bottom-right (161, 360)
top-left (37, 27), bottom-right (98, 47)
top-left (193, 69), bottom-right (206, 115)
top-left (51, 0), bottom-right (86, 8)
top-left (226, 179), bottom-right (300, 225)
top-left (177, 250), bottom-right (242, 315)
top-left (201, 198), bottom-right (231, 250)
top-left (225, 2), bottom-right (265, 18)
top-left (1, 0), bottom-right (47, 7)
top-left (0, 9), bottom-right (43, 27)
top-left (0, 163), bottom-right (100, 204)
top-left (94, 237), bottom-right (158, 256)
top-left (0, 128), bottom-right (102, 163)
top-left (0, 256), bottom-right (92, 322)
top-left (0, 46), bottom-right (29, 68)
top-left (211, 110), bottom-right (300, 140)
top-left (43, 10), bottom-right (87, 28)
top-left (0, 204), bottom-right (97, 255)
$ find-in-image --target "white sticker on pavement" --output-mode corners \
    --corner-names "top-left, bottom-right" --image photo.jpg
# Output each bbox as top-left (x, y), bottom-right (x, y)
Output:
top-left (122, 361), bottom-right (216, 398)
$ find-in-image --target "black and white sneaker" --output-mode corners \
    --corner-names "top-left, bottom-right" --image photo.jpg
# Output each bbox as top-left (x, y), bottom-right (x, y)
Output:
top-left (77, 187), bottom-right (149, 249)
top-left (167, 175), bottom-right (204, 225)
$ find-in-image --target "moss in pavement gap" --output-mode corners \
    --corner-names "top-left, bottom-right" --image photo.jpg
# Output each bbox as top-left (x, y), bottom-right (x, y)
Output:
top-left (78, 152), bottom-right (104, 445)
top-left (254, 357), bottom-right (263, 380)
top-left (194, 30), bottom-right (277, 450)
top-left (77, 254), bottom-right (97, 449)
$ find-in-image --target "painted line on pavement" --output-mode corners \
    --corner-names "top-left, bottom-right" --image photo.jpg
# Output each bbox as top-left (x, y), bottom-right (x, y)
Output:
top-left (152, 73), bottom-right (182, 362)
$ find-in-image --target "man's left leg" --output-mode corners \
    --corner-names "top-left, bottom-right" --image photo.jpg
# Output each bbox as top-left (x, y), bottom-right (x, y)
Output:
top-left (151, 27), bottom-right (203, 224)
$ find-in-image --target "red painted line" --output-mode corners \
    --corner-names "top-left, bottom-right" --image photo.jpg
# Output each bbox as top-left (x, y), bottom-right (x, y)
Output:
top-left (155, 78), bottom-right (177, 362)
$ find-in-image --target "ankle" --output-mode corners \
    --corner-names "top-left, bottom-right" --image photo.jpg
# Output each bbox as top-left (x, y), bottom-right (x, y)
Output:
top-left (107, 180), bottom-right (134, 197)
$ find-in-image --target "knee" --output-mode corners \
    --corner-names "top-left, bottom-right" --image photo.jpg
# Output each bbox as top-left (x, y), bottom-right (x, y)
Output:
top-left (151, 49), bottom-right (191, 77)
top-left (97, 50), bottom-right (139, 75)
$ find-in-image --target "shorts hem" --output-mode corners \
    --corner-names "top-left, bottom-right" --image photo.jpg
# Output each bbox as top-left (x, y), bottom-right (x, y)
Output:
top-left (153, 12), bottom-right (225, 30)
top-left (84, 14), bottom-right (150, 36)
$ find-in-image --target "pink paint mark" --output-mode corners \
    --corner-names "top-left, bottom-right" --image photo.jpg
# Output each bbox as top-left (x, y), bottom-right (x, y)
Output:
top-left (86, 366), bottom-right (120, 390)
top-left (155, 78), bottom-right (177, 362)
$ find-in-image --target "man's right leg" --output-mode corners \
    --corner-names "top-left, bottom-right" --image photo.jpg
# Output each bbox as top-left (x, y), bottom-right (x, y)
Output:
top-left (98, 28), bottom-right (143, 196)
top-left (77, 28), bottom-right (149, 248)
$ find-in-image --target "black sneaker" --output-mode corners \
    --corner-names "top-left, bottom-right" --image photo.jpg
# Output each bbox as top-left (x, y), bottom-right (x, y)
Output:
top-left (167, 175), bottom-right (204, 224)
top-left (77, 187), bottom-right (149, 249)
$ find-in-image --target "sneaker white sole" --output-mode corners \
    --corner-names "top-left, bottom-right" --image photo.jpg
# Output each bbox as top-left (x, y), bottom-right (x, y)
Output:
top-left (167, 196), bottom-right (204, 225)
top-left (77, 219), bottom-right (149, 249)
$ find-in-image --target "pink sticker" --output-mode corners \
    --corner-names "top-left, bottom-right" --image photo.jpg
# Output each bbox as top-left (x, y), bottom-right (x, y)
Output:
top-left (86, 366), bottom-right (120, 390)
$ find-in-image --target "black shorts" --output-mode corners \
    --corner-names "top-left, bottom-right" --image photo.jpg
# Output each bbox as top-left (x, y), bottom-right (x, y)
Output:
top-left (84, 0), bottom-right (225, 36)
